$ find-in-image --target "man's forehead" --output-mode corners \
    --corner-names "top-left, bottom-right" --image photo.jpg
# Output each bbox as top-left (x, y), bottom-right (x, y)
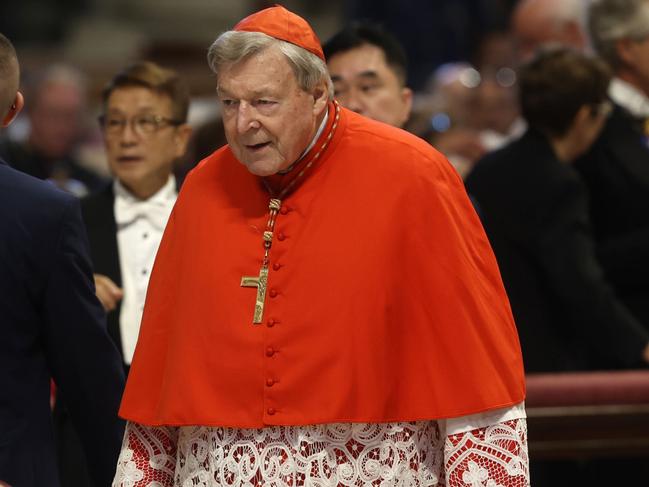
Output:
top-left (331, 70), bottom-right (380, 84)
top-left (216, 52), bottom-right (296, 95)
top-left (217, 81), bottom-right (289, 100)
top-left (328, 44), bottom-right (402, 84)
top-left (329, 44), bottom-right (391, 71)
top-left (107, 87), bottom-right (173, 110)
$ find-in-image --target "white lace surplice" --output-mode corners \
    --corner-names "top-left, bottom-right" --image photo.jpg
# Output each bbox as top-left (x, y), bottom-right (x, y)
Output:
top-left (113, 403), bottom-right (528, 487)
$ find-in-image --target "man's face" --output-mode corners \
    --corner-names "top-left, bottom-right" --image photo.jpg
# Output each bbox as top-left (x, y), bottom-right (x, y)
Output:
top-left (29, 82), bottom-right (84, 159)
top-left (327, 43), bottom-right (412, 127)
top-left (103, 86), bottom-right (189, 198)
top-left (217, 46), bottom-right (328, 177)
top-left (512, 2), bottom-right (586, 62)
top-left (619, 35), bottom-right (649, 97)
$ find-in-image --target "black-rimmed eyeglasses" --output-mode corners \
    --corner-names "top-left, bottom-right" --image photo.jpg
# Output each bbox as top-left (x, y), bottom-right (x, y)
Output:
top-left (98, 114), bottom-right (183, 137)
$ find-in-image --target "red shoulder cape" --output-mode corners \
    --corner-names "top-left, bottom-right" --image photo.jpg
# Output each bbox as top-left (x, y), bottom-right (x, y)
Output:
top-left (120, 105), bottom-right (525, 427)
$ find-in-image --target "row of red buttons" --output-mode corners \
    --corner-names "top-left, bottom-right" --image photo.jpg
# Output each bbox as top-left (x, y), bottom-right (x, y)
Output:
top-left (266, 206), bottom-right (290, 419)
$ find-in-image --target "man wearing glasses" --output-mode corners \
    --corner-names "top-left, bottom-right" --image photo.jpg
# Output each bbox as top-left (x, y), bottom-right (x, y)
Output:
top-left (88, 61), bottom-right (191, 366)
top-left (54, 61), bottom-right (191, 487)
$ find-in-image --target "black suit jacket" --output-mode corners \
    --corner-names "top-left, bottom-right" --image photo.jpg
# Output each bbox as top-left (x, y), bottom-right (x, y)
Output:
top-left (80, 185), bottom-right (124, 359)
top-left (466, 130), bottom-right (649, 372)
top-left (0, 159), bottom-right (125, 487)
top-left (575, 104), bottom-right (649, 327)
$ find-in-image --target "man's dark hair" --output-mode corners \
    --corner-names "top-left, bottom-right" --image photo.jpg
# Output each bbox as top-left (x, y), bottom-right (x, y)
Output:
top-left (323, 22), bottom-right (408, 85)
top-left (102, 61), bottom-right (190, 123)
top-left (519, 47), bottom-right (611, 137)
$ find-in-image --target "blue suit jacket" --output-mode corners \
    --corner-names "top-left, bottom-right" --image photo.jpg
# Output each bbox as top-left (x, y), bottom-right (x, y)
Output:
top-left (0, 159), bottom-right (125, 486)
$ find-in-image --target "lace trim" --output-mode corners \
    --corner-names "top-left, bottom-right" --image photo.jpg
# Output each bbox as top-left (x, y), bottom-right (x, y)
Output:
top-left (113, 418), bottom-right (529, 486)
top-left (445, 419), bottom-right (529, 487)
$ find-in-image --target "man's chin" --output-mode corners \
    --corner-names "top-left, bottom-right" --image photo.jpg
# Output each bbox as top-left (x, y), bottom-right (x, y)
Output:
top-left (242, 159), bottom-right (281, 177)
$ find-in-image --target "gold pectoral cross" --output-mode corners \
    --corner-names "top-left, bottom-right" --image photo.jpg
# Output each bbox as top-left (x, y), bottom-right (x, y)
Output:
top-left (240, 265), bottom-right (269, 324)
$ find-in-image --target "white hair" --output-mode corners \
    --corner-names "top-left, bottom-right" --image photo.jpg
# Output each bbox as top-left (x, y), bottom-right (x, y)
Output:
top-left (588, 0), bottom-right (649, 67)
top-left (208, 30), bottom-right (333, 100)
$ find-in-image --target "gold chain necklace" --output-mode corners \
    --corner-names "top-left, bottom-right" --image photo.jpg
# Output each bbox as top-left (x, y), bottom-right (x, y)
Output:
top-left (240, 101), bottom-right (340, 324)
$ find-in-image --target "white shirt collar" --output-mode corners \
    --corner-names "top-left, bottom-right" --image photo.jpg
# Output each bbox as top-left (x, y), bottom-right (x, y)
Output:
top-left (114, 175), bottom-right (177, 231)
top-left (113, 174), bottom-right (177, 205)
top-left (609, 77), bottom-right (649, 118)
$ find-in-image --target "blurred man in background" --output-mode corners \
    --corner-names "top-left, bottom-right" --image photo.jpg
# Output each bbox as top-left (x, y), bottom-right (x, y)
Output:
top-left (0, 63), bottom-right (106, 195)
top-left (54, 61), bottom-right (191, 486)
top-left (576, 0), bottom-right (649, 330)
top-left (512, 0), bottom-right (587, 61)
top-left (323, 21), bottom-right (412, 128)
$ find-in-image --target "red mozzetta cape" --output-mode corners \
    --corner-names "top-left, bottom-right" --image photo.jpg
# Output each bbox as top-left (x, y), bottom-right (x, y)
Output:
top-left (120, 103), bottom-right (525, 427)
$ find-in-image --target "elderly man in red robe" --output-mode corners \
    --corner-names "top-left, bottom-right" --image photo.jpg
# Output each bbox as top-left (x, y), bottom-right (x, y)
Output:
top-left (113, 6), bottom-right (528, 486)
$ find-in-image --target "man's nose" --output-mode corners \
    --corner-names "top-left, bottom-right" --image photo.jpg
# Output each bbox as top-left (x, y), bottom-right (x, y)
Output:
top-left (119, 120), bottom-right (139, 145)
top-left (236, 103), bottom-right (260, 134)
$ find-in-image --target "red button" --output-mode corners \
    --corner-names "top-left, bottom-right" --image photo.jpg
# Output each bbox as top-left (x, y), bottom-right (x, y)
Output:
top-left (266, 378), bottom-right (275, 387)
top-left (272, 263), bottom-right (281, 271)
top-left (266, 347), bottom-right (275, 357)
top-left (269, 289), bottom-right (278, 298)
top-left (267, 407), bottom-right (276, 415)
top-left (277, 232), bottom-right (286, 241)
top-left (280, 207), bottom-right (289, 215)
top-left (267, 319), bottom-right (275, 328)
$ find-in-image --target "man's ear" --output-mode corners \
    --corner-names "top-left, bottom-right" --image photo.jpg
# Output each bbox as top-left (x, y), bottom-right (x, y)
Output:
top-left (2, 91), bottom-right (24, 128)
top-left (400, 87), bottom-right (413, 125)
top-left (312, 83), bottom-right (329, 116)
top-left (173, 124), bottom-right (193, 159)
top-left (574, 104), bottom-right (591, 126)
top-left (616, 38), bottom-right (637, 67)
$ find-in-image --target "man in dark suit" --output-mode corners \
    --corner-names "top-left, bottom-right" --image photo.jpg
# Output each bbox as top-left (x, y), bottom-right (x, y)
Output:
top-left (0, 33), bottom-right (125, 487)
top-left (466, 48), bottom-right (649, 373)
top-left (575, 0), bottom-right (649, 329)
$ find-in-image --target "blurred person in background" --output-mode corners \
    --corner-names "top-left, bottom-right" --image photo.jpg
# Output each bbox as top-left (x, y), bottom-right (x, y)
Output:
top-left (323, 21), bottom-right (412, 128)
top-left (511, 0), bottom-right (587, 61)
top-left (419, 62), bottom-right (487, 177)
top-left (466, 47), bottom-right (649, 374)
top-left (54, 61), bottom-right (191, 486)
top-left (0, 32), bottom-right (124, 487)
top-left (575, 0), bottom-right (649, 331)
top-left (0, 63), bottom-right (106, 196)
top-left (511, 0), bottom-right (649, 333)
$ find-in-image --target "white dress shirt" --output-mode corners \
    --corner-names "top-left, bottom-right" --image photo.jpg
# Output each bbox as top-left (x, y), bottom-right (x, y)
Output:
top-left (114, 176), bottom-right (177, 364)
top-left (609, 77), bottom-right (649, 118)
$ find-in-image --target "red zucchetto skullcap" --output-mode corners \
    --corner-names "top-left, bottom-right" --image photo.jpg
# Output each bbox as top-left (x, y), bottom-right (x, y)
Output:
top-left (233, 4), bottom-right (325, 61)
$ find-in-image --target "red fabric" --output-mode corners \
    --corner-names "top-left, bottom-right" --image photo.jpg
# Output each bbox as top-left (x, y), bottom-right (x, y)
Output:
top-left (119, 104), bottom-right (525, 427)
top-left (234, 5), bottom-right (325, 61)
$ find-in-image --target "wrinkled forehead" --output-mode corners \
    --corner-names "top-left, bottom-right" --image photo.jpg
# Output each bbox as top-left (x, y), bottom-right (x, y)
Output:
top-left (216, 47), bottom-right (297, 94)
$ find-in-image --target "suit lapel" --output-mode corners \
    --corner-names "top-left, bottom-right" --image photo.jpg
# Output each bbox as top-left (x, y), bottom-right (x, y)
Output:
top-left (81, 185), bottom-right (124, 358)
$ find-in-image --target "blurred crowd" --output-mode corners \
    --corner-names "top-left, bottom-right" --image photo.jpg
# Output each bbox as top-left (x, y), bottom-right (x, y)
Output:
top-left (2, 0), bottom-right (649, 485)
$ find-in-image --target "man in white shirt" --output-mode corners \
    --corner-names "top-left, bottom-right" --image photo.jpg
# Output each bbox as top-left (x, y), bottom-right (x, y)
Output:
top-left (54, 61), bottom-right (191, 487)
top-left (88, 61), bottom-right (192, 365)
